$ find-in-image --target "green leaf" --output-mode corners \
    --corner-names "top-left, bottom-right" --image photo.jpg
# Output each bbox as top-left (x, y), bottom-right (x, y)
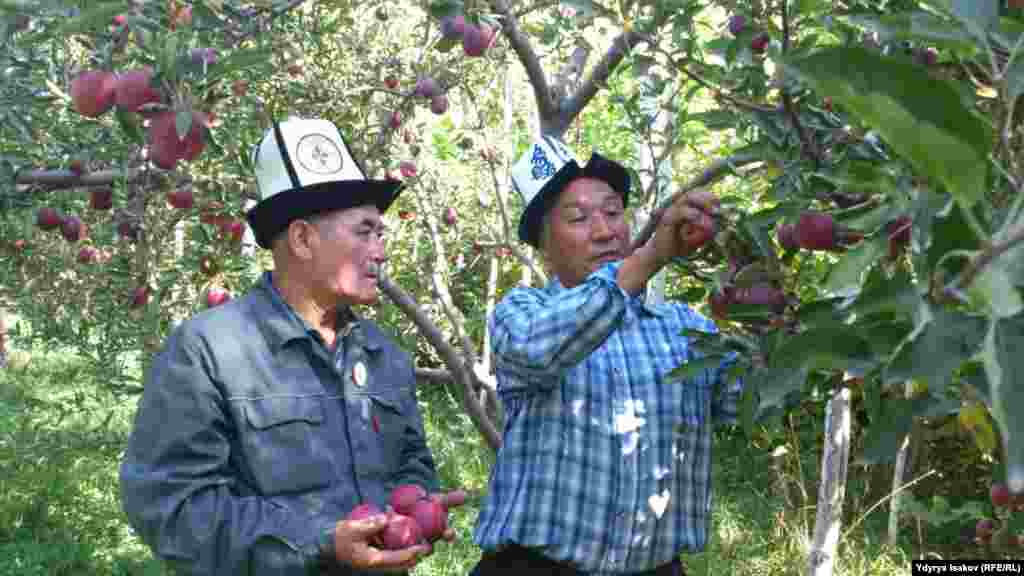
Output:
top-left (849, 267), bottom-right (919, 318)
top-left (427, 0), bottom-right (461, 20)
top-left (967, 258), bottom-right (1024, 318)
top-left (843, 12), bottom-right (977, 55)
top-left (885, 307), bottom-right (987, 387)
top-left (58, 2), bottom-right (126, 35)
top-left (769, 324), bottom-right (875, 373)
top-left (925, 198), bottom-right (982, 275)
top-left (115, 107), bottom-right (144, 145)
top-left (175, 109), bottom-right (192, 141)
top-left (823, 236), bottom-right (886, 297)
top-left (434, 35), bottom-right (459, 53)
top-left (785, 47), bottom-right (991, 208)
top-left (859, 397), bottom-right (914, 464)
top-left (795, 297), bottom-right (850, 328)
top-left (667, 354), bottom-right (726, 382)
top-left (202, 47), bottom-right (274, 86)
top-left (950, 0), bottom-right (999, 34)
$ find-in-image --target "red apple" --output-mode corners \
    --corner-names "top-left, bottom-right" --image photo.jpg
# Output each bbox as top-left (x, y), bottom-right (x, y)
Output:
top-left (410, 497), bottom-right (447, 542)
top-left (112, 14), bottom-right (127, 27)
top-left (430, 94), bottom-right (448, 115)
top-left (118, 220), bottom-right (139, 241)
top-left (36, 207), bottom-right (63, 231)
top-left (443, 206), bottom-right (457, 227)
top-left (399, 161), bottom-right (417, 179)
top-left (77, 246), bottom-right (99, 264)
top-left (380, 514), bottom-right (422, 550)
top-left (389, 484), bottom-right (427, 515)
top-left (221, 220), bottom-right (245, 243)
top-left (751, 33), bottom-right (770, 54)
top-left (728, 15), bottom-right (746, 36)
top-left (976, 518), bottom-right (996, 541)
top-left (777, 222), bottom-right (798, 251)
top-left (398, 210), bottom-right (415, 220)
top-left (114, 67), bottom-right (162, 113)
top-left (89, 188), bottom-right (113, 211)
top-left (463, 23), bottom-right (495, 57)
top-left (710, 287), bottom-right (734, 318)
top-left (415, 76), bottom-right (439, 99)
top-left (347, 502), bottom-right (383, 521)
top-left (795, 212), bottom-right (837, 251)
top-left (734, 283), bottom-right (787, 312)
top-left (167, 189), bottom-right (194, 210)
top-left (384, 76), bottom-right (399, 90)
top-left (130, 285), bottom-right (149, 309)
top-left (70, 70), bottom-right (117, 118)
top-left (992, 483), bottom-right (1011, 508)
top-left (60, 215), bottom-right (86, 243)
top-left (441, 490), bottom-right (466, 509)
top-left (205, 288), bottom-right (230, 308)
top-left (440, 15), bottom-right (466, 39)
top-left (149, 110), bottom-right (208, 169)
top-left (389, 111), bottom-right (402, 130)
top-left (170, 4), bottom-right (192, 29)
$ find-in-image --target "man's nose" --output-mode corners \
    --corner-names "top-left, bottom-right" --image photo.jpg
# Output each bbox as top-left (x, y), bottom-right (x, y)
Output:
top-left (591, 212), bottom-right (616, 240)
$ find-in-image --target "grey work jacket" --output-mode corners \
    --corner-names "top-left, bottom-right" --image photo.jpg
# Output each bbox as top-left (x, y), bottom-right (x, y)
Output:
top-left (120, 272), bottom-right (439, 575)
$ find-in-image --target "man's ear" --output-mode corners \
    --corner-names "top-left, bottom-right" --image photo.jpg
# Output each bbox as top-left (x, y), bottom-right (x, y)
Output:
top-left (285, 219), bottom-right (317, 260)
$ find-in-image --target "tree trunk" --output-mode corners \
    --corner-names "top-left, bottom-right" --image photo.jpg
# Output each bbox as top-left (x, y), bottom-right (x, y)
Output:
top-left (633, 55), bottom-right (673, 306)
top-left (887, 379), bottom-right (917, 546)
top-left (807, 387), bottom-right (852, 576)
top-left (0, 307), bottom-right (7, 368)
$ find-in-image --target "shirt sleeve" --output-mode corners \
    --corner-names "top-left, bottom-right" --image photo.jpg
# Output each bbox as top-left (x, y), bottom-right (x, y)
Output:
top-left (119, 326), bottom-right (330, 576)
top-left (489, 263), bottom-right (629, 400)
top-left (390, 360), bottom-right (441, 493)
top-left (711, 351), bottom-right (746, 425)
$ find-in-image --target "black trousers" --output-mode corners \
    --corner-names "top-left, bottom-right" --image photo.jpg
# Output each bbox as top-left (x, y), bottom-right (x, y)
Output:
top-left (469, 544), bottom-right (685, 576)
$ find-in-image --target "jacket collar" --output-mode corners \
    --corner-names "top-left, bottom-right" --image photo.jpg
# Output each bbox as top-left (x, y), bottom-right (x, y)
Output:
top-left (254, 271), bottom-right (384, 353)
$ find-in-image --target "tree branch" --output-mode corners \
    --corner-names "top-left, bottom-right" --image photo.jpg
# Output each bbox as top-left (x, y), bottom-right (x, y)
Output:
top-left (779, 0), bottom-right (820, 166)
top-left (951, 223), bottom-right (1024, 294)
top-left (379, 276), bottom-right (502, 451)
top-left (629, 151), bottom-right (763, 252)
top-left (555, 30), bottom-right (655, 135)
top-left (15, 168), bottom-right (142, 188)
top-left (491, 0), bottom-right (557, 126)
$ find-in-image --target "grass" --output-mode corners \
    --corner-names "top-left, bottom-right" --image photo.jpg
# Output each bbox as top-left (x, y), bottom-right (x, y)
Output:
top-left (0, 347), bottom-right (998, 575)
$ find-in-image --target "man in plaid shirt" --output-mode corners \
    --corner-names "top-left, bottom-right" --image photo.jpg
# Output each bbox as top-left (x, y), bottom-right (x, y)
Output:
top-left (470, 137), bottom-right (745, 575)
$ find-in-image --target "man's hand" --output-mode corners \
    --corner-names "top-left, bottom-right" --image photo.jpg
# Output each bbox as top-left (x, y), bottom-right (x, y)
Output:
top-left (653, 188), bottom-right (719, 265)
top-left (333, 515), bottom-right (429, 573)
top-left (429, 490), bottom-right (468, 543)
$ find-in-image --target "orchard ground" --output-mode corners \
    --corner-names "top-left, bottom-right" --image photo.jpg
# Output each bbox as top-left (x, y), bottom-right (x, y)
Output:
top-left (0, 332), bottom-right (1008, 576)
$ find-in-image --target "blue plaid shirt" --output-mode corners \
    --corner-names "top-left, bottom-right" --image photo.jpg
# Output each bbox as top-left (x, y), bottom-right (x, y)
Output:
top-left (472, 261), bottom-right (743, 574)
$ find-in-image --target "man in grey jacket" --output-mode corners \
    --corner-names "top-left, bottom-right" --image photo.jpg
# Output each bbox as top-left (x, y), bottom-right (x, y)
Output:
top-left (121, 117), bottom-right (454, 574)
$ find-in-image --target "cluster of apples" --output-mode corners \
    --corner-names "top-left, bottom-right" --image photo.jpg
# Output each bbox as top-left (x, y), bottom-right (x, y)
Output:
top-left (975, 482), bottom-right (1024, 547)
top-left (727, 14), bottom-right (770, 54)
top-left (69, 64), bottom-right (208, 170)
top-left (439, 14), bottom-right (496, 58)
top-left (345, 484), bottom-right (466, 550)
top-left (776, 211), bottom-right (911, 259)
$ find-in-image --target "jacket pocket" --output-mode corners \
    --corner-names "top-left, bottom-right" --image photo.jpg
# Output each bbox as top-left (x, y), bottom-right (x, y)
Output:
top-left (238, 395), bottom-right (335, 495)
top-left (350, 387), bottom-right (407, 479)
